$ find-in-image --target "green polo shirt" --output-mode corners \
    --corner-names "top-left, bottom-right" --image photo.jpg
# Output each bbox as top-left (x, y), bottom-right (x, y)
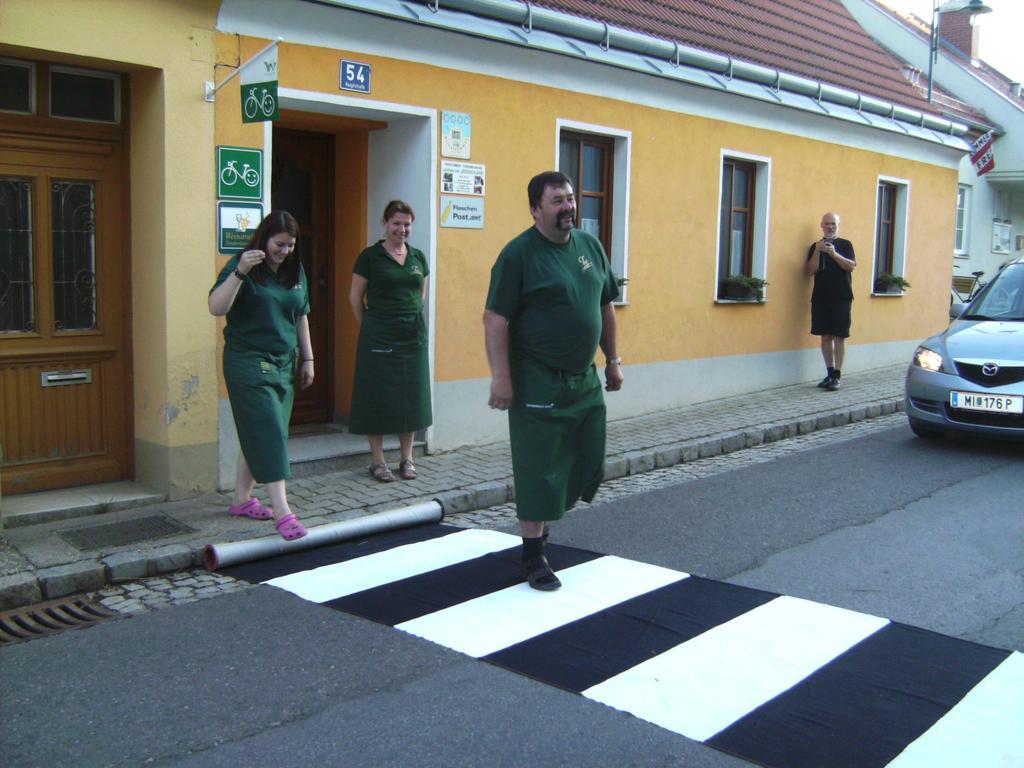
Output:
top-left (486, 227), bottom-right (618, 374)
top-left (353, 241), bottom-right (429, 314)
top-left (211, 258), bottom-right (310, 355)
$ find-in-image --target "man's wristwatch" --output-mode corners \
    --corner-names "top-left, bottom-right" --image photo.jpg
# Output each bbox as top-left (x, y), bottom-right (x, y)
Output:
top-left (606, 356), bottom-right (622, 366)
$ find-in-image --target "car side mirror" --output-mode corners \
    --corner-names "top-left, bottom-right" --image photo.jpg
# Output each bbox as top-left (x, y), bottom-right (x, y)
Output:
top-left (949, 302), bottom-right (967, 320)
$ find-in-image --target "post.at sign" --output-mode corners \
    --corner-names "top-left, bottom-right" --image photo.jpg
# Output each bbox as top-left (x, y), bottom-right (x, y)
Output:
top-left (240, 44), bottom-right (279, 123)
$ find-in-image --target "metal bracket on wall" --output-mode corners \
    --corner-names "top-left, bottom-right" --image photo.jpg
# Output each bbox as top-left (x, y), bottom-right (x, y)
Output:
top-left (203, 37), bottom-right (282, 103)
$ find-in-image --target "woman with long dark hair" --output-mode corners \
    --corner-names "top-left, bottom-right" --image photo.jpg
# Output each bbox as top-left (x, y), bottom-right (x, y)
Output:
top-left (208, 211), bottom-right (311, 540)
top-left (349, 200), bottom-right (432, 482)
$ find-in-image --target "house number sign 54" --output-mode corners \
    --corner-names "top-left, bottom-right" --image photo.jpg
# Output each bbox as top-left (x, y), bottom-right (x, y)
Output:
top-left (341, 60), bottom-right (371, 93)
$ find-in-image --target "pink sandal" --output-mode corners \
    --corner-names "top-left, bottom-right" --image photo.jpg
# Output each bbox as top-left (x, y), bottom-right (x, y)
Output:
top-left (229, 498), bottom-right (273, 520)
top-left (275, 513), bottom-right (308, 541)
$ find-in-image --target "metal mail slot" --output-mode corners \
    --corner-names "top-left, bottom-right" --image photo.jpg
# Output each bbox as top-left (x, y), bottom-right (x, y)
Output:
top-left (41, 368), bottom-right (93, 387)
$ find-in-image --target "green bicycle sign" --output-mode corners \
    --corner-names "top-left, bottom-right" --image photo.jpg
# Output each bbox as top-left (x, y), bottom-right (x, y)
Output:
top-left (217, 146), bottom-right (262, 201)
top-left (241, 82), bottom-right (278, 123)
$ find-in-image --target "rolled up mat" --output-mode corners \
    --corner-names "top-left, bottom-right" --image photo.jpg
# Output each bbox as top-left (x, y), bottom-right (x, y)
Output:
top-left (204, 499), bottom-right (444, 570)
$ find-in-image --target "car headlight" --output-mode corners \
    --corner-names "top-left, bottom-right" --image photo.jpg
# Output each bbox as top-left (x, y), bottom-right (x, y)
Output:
top-left (913, 346), bottom-right (944, 372)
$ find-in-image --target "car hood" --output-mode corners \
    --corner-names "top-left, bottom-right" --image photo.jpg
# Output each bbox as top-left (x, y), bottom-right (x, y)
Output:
top-left (943, 320), bottom-right (1024, 363)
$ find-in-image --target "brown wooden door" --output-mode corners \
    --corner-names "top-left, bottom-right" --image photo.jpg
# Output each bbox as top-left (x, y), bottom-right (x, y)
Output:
top-left (0, 135), bottom-right (130, 494)
top-left (271, 128), bottom-right (333, 425)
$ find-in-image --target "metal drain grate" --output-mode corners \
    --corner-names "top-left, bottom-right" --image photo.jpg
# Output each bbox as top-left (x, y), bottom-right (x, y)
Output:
top-left (59, 514), bottom-right (195, 550)
top-left (0, 596), bottom-right (120, 644)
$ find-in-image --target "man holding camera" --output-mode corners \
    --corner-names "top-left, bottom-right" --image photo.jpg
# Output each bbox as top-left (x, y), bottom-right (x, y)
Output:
top-left (805, 212), bottom-right (856, 391)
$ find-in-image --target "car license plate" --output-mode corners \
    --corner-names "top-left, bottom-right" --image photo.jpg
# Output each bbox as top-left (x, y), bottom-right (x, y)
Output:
top-left (949, 391), bottom-right (1024, 414)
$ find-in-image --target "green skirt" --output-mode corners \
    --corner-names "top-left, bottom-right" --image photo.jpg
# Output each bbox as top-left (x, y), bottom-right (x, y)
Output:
top-left (508, 359), bottom-right (606, 522)
top-left (349, 310), bottom-right (432, 435)
top-left (223, 347), bottom-right (296, 484)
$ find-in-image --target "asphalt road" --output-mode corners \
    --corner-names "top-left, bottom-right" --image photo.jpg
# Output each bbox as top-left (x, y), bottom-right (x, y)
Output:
top-left (1, 424), bottom-right (1021, 767)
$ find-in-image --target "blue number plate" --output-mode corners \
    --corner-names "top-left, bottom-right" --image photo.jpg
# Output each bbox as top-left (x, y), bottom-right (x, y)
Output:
top-left (341, 60), bottom-right (371, 93)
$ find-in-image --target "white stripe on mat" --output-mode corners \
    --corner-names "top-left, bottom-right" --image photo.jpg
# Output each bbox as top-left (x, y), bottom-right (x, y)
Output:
top-left (396, 556), bottom-right (687, 657)
top-left (885, 650), bottom-right (1024, 768)
top-left (263, 528), bottom-right (520, 603)
top-left (583, 595), bottom-right (889, 742)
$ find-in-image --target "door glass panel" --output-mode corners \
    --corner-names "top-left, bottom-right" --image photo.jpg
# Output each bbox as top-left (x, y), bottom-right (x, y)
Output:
top-left (582, 144), bottom-right (604, 192)
top-left (581, 196), bottom-right (602, 238)
top-left (731, 211), bottom-right (748, 274)
top-left (0, 60), bottom-right (34, 114)
top-left (0, 178), bottom-right (34, 332)
top-left (559, 137), bottom-right (580, 193)
top-left (52, 180), bottom-right (97, 331)
top-left (733, 166), bottom-right (750, 208)
top-left (50, 67), bottom-right (119, 123)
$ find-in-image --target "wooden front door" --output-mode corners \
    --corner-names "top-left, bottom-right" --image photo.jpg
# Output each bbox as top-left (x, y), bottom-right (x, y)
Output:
top-left (271, 128), bottom-right (333, 425)
top-left (0, 135), bottom-right (130, 494)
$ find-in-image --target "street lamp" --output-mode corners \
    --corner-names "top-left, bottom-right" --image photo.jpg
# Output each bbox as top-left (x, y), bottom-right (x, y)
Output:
top-left (926, 0), bottom-right (993, 102)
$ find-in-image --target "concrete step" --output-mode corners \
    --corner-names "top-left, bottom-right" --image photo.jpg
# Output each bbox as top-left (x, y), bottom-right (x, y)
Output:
top-left (1, 481), bottom-right (166, 529)
top-left (287, 429), bottom-right (425, 478)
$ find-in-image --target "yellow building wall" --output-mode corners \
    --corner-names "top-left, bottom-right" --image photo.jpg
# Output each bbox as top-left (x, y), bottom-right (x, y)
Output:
top-left (223, 33), bottom-right (956, 390)
top-left (2, 0), bottom-right (222, 496)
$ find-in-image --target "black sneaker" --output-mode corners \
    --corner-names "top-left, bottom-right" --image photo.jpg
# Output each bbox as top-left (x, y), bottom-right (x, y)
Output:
top-left (522, 555), bottom-right (561, 591)
top-left (817, 375), bottom-right (833, 389)
top-left (825, 377), bottom-right (841, 391)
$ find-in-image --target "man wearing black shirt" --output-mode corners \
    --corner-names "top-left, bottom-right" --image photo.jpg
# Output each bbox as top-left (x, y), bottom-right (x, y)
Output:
top-left (805, 212), bottom-right (856, 391)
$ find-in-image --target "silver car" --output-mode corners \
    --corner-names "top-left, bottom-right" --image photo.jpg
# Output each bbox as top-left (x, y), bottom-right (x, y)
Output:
top-left (905, 257), bottom-right (1024, 440)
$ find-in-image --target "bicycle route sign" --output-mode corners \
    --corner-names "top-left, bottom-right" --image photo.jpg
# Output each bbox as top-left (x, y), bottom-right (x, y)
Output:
top-left (240, 45), bottom-right (279, 123)
top-left (217, 146), bottom-right (262, 201)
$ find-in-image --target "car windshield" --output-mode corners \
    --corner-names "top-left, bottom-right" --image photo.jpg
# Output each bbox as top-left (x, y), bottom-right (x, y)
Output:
top-left (964, 263), bottom-right (1024, 321)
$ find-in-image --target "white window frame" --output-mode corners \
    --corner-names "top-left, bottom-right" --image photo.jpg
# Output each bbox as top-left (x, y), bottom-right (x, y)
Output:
top-left (954, 184), bottom-right (970, 258)
top-left (49, 64), bottom-right (122, 124)
top-left (872, 175), bottom-right (910, 292)
top-left (0, 58), bottom-right (36, 115)
top-left (715, 149), bottom-right (772, 302)
top-left (555, 119), bottom-right (631, 303)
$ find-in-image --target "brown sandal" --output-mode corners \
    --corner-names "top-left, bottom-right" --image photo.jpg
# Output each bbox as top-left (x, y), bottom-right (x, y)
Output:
top-left (398, 459), bottom-right (417, 480)
top-left (369, 462), bottom-right (395, 482)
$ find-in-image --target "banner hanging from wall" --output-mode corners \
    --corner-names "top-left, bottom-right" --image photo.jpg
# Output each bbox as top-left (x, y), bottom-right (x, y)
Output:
top-left (240, 44), bottom-right (279, 124)
top-left (970, 130), bottom-right (995, 177)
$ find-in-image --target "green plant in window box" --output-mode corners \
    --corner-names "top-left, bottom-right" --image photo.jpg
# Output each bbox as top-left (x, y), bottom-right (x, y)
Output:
top-left (718, 275), bottom-right (767, 302)
top-left (874, 273), bottom-right (911, 294)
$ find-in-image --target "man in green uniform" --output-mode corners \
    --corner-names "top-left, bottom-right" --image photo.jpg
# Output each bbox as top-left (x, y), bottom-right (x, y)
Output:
top-left (484, 171), bottom-right (624, 591)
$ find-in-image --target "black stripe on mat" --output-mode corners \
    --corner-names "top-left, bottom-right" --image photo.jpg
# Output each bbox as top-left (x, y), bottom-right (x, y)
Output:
top-left (220, 522), bottom-right (458, 584)
top-left (484, 576), bottom-right (779, 693)
top-left (706, 621), bottom-right (1012, 768)
top-left (324, 543), bottom-right (602, 626)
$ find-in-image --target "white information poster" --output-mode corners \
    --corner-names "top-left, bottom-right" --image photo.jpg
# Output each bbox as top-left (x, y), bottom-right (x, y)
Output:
top-left (441, 160), bottom-right (485, 196)
top-left (441, 111), bottom-right (472, 158)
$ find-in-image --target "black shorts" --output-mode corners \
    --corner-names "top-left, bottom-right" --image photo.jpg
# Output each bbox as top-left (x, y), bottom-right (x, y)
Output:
top-left (811, 301), bottom-right (852, 338)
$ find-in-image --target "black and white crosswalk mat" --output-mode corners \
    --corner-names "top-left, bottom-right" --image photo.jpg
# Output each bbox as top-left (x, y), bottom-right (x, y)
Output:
top-left (222, 524), bottom-right (1023, 768)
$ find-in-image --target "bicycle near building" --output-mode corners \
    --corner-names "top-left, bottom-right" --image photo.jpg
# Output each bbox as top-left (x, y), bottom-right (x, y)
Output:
top-left (951, 266), bottom-right (985, 305)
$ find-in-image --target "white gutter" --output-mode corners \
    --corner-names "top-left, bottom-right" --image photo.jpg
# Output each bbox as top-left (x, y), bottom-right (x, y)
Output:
top-left (317, 0), bottom-right (969, 138)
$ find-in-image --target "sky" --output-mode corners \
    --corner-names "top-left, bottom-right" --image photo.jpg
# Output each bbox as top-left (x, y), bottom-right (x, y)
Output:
top-left (879, 0), bottom-right (1023, 84)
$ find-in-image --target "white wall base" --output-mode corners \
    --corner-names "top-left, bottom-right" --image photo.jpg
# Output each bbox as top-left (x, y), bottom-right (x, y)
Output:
top-left (429, 340), bottom-right (917, 451)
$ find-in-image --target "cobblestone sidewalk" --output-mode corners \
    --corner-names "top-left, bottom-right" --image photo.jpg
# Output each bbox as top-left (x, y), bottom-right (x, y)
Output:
top-left (92, 412), bottom-right (907, 615)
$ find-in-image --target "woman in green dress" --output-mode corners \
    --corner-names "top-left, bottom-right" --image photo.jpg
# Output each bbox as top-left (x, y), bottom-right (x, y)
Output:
top-left (349, 200), bottom-right (432, 482)
top-left (208, 211), bottom-right (312, 540)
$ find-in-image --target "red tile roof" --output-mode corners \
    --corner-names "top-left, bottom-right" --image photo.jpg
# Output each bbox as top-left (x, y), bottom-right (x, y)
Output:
top-left (531, 0), bottom-right (971, 119)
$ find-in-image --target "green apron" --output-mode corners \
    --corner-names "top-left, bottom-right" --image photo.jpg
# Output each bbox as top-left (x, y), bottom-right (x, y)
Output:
top-left (349, 310), bottom-right (432, 435)
top-left (223, 347), bottom-right (296, 483)
top-left (211, 258), bottom-right (309, 485)
top-left (486, 227), bottom-right (618, 522)
top-left (508, 358), bottom-right (606, 521)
